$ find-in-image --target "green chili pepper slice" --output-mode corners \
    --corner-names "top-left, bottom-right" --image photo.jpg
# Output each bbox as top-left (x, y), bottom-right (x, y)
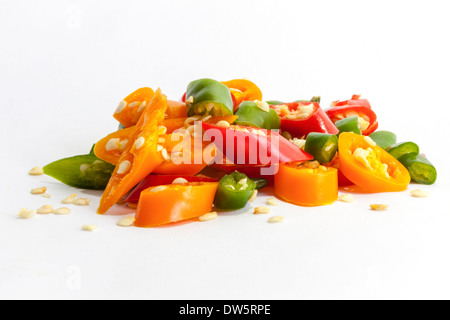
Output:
top-left (265, 100), bottom-right (285, 105)
top-left (185, 78), bottom-right (234, 117)
top-left (369, 130), bottom-right (397, 149)
top-left (250, 177), bottom-right (269, 190)
top-left (335, 116), bottom-right (362, 135)
top-left (397, 153), bottom-right (437, 185)
top-left (214, 171), bottom-right (257, 210)
top-left (304, 132), bottom-right (338, 164)
top-left (43, 145), bottom-right (115, 190)
top-left (294, 96), bottom-right (321, 104)
top-left (386, 141), bottom-right (420, 159)
top-left (234, 101), bottom-right (281, 130)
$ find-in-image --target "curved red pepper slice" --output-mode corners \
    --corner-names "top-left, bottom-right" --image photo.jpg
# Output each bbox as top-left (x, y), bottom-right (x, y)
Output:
top-left (326, 95), bottom-right (378, 135)
top-left (201, 123), bottom-right (313, 167)
top-left (270, 102), bottom-right (339, 138)
top-left (123, 174), bottom-right (218, 203)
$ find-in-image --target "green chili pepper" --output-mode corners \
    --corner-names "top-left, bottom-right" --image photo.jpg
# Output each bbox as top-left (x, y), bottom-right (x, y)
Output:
top-left (369, 130), bottom-right (397, 149)
top-left (335, 116), bottom-right (362, 135)
top-left (267, 96), bottom-right (321, 105)
top-left (185, 78), bottom-right (234, 117)
top-left (386, 142), bottom-right (420, 159)
top-left (304, 132), bottom-right (338, 164)
top-left (265, 100), bottom-right (285, 105)
top-left (214, 171), bottom-right (257, 210)
top-left (397, 153), bottom-right (437, 185)
top-left (295, 96), bottom-right (321, 104)
top-left (250, 177), bottom-right (269, 190)
top-left (43, 145), bottom-right (115, 190)
top-left (234, 101), bottom-right (281, 130)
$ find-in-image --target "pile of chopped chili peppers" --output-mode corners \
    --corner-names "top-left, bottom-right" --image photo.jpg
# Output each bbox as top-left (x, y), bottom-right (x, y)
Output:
top-left (43, 78), bottom-right (438, 227)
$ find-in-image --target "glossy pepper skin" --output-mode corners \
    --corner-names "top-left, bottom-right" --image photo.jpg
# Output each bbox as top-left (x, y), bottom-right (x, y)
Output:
top-left (44, 145), bottom-right (115, 190)
top-left (386, 142), bottom-right (420, 160)
top-left (185, 78), bottom-right (234, 117)
top-left (221, 79), bottom-right (263, 111)
top-left (338, 132), bottom-right (411, 193)
top-left (270, 102), bottom-right (339, 138)
top-left (123, 174), bottom-right (218, 203)
top-left (214, 171), bottom-right (257, 210)
top-left (201, 122), bottom-right (313, 166)
top-left (326, 95), bottom-right (379, 136)
top-left (397, 153), bottom-right (437, 185)
top-left (234, 101), bottom-right (281, 130)
top-left (304, 133), bottom-right (338, 164)
top-left (274, 161), bottom-right (338, 206)
top-left (335, 116), bottom-right (362, 135)
top-left (134, 181), bottom-right (219, 227)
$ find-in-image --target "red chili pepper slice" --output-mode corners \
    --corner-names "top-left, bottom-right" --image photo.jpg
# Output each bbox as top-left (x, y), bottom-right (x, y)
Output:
top-left (270, 102), bottom-right (339, 138)
top-left (326, 95), bottom-right (379, 135)
top-left (123, 174), bottom-right (218, 203)
top-left (201, 123), bottom-right (313, 167)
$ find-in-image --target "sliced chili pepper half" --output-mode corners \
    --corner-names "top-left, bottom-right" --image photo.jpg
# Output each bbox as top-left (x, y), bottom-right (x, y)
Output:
top-left (270, 102), bottom-right (339, 138)
top-left (201, 123), bottom-right (313, 168)
top-left (326, 95), bottom-right (378, 135)
top-left (123, 174), bottom-right (218, 203)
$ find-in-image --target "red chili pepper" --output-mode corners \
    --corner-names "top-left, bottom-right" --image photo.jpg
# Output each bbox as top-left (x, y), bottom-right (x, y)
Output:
top-left (326, 95), bottom-right (379, 135)
top-left (270, 102), bottom-right (339, 138)
top-left (123, 174), bottom-right (218, 203)
top-left (201, 123), bottom-right (313, 167)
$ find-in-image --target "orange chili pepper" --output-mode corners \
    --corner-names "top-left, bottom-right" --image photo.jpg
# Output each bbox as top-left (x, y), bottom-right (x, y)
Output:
top-left (94, 126), bottom-right (136, 166)
top-left (97, 89), bottom-right (168, 214)
top-left (221, 79), bottom-right (263, 110)
top-left (165, 100), bottom-right (188, 119)
top-left (134, 182), bottom-right (219, 227)
top-left (274, 161), bottom-right (338, 206)
top-left (338, 132), bottom-right (410, 193)
top-left (113, 87), bottom-right (155, 128)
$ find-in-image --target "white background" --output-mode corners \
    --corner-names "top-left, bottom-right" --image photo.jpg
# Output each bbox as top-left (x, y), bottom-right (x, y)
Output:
top-left (1, 0), bottom-right (449, 300)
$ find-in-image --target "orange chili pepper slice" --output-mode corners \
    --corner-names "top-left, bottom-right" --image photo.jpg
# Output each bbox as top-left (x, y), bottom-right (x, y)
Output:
top-left (94, 126), bottom-right (136, 166)
top-left (338, 132), bottom-right (410, 192)
top-left (134, 181), bottom-right (219, 227)
top-left (221, 79), bottom-right (263, 110)
top-left (97, 89), bottom-right (168, 214)
top-left (113, 87), bottom-right (155, 128)
top-left (274, 161), bottom-right (338, 206)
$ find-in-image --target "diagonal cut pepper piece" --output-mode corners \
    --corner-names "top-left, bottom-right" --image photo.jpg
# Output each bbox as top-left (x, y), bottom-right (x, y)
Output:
top-left (97, 89), bottom-right (168, 214)
top-left (134, 181), bottom-right (219, 227)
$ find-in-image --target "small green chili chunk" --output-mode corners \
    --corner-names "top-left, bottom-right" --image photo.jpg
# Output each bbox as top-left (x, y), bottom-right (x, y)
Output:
top-left (386, 141), bottom-right (420, 159)
top-left (335, 116), bottom-right (362, 135)
top-left (234, 101), bottom-right (281, 130)
top-left (214, 171), bottom-right (257, 210)
top-left (304, 132), bottom-right (338, 164)
top-left (397, 153), bottom-right (437, 185)
top-left (185, 78), bottom-right (234, 117)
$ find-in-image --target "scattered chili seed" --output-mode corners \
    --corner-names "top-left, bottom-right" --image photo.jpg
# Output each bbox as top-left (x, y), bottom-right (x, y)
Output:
top-left (266, 198), bottom-right (279, 206)
top-left (17, 207), bottom-right (36, 219)
top-left (29, 167), bottom-right (44, 175)
top-left (117, 216), bottom-right (135, 227)
top-left (254, 206), bottom-right (271, 214)
top-left (81, 225), bottom-right (98, 232)
top-left (338, 194), bottom-right (355, 203)
top-left (199, 211), bottom-right (218, 222)
top-left (410, 189), bottom-right (429, 198)
top-left (62, 194), bottom-right (77, 204)
top-left (30, 186), bottom-right (47, 195)
top-left (54, 207), bottom-right (71, 215)
top-left (37, 204), bottom-right (54, 214)
top-left (370, 204), bottom-right (388, 211)
top-left (268, 216), bottom-right (284, 223)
